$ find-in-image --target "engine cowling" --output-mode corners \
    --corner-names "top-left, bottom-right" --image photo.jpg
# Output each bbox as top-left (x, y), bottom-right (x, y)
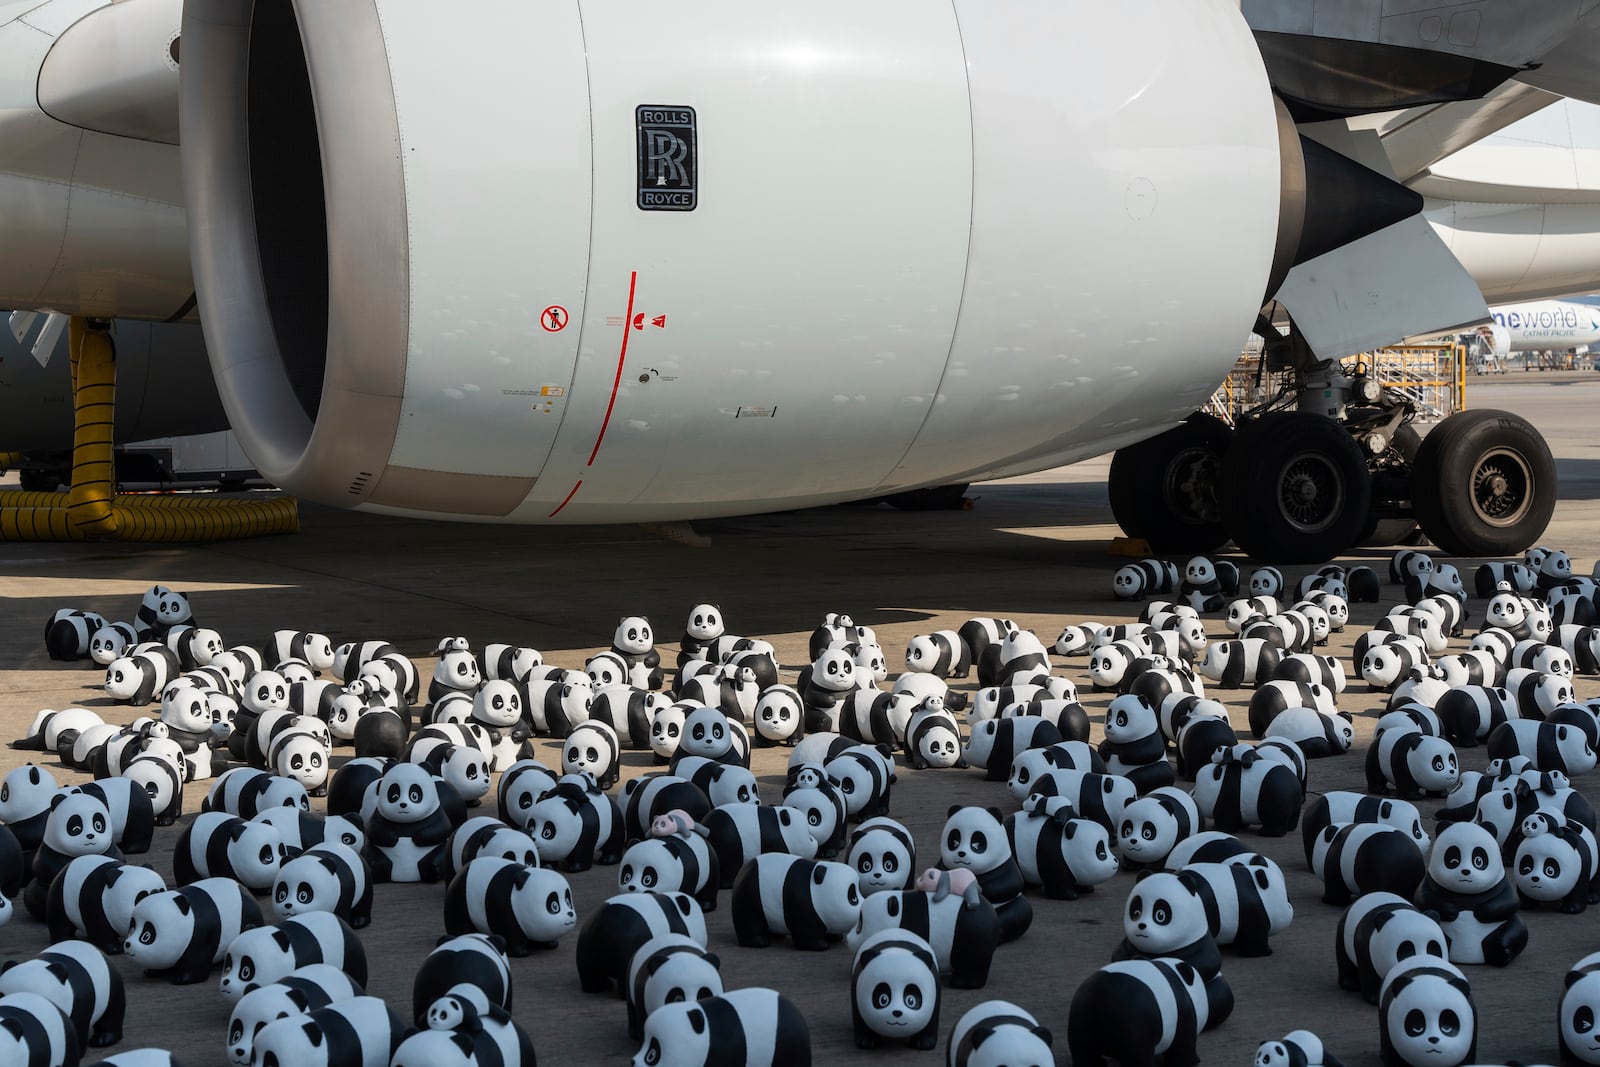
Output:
top-left (182, 0), bottom-right (1286, 522)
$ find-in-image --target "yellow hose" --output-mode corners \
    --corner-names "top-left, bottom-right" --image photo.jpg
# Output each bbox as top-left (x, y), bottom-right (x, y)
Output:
top-left (0, 317), bottom-right (298, 542)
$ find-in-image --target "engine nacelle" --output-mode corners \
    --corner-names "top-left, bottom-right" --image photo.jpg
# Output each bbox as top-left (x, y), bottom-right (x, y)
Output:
top-left (183, 0), bottom-right (1285, 522)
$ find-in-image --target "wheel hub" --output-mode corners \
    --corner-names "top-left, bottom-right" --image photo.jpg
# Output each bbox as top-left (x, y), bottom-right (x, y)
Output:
top-left (1471, 447), bottom-right (1532, 527)
top-left (1165, 447), bottom-right (1221, 525)
top-left (1276, 452), bottom-right (1344, 534)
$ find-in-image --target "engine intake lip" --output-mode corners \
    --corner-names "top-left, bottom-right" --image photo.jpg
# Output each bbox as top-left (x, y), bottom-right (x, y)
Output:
top-left (180, 0), bottom-right (408, 505)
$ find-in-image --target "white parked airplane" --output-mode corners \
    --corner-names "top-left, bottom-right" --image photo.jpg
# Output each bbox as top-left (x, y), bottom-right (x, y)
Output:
top-left (3, 0), bottom-right (1599, 560)
top-left (1474, 300), bottom-right (1600, 357)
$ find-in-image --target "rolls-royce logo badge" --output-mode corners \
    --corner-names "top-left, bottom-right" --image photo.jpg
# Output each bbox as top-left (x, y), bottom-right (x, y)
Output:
top-left (637, 105), bottom-right (697, 211)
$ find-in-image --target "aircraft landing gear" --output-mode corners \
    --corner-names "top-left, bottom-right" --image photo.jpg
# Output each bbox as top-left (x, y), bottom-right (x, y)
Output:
top-left (1410, 409), bottom-right (1556, 557)
top-left (1106, 413), bottom-right (1232, 553)
top-left (1216, 411), bottom-right (1371, 564)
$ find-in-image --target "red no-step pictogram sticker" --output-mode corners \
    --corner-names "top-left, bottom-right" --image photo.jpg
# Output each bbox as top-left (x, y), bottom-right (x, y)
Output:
top-left (541, 305), bottom-right (569, 332)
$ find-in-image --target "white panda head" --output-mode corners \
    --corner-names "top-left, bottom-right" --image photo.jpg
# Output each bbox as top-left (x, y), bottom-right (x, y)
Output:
top-left (785, 785), bottom-right (843, 852)
top-left (1249, 567), bottom-right (1283, 598)
top-left (103, 655), bottom-right (150, 701)
top-left (1514, 816), bottom-right (1584, 902)
top-left (1006, 748), bottom-right (1059, 803)
top-left (218, 818), bottom-right (286, 891)
top-left (244, 671), bottom-right (292, 716)
top-left (912, 716), bottom-right (963, 769)
top-left (141, 586), bottom-right (192, 627)
top-left (585, 651), bottom-right (628, 691)
top-left (1406, 736), bottom-right (1460, 794)
top-left (1185, 557), bottom-right (1216, 586)
top-left (434, 650), bottom-right (481, 693)
top-left (228, 981), bottom-right (320, 1067)
top-left (472, 680), bottom-right (522, 728)
top-left (0, 763), bottom-right (56, 821)
top-left (96, 860), bottom-right (166, 936)
top-left (272, 733), bottom-right (329, 792)
top-left (1297, 604), bottom-right (1331, 643)
top-left (904, 635), bottom-right (941, 673)
top-left (1527, 605), bottom-right (1555, 643)
top-left (754, 686), bottom-right (802, 743)
top-left (684, 604), bottom-right (723, 642)
top-left (853, 644), bottom-right (888, 685)
top-left (89, 625), bottom-right (131, 665)
top-left (44, 791), bottom-right (112, 857)
top-left (1380, 960), bottom-right (1475, 1067)
top-left (678, 707), bottom-right (733, 760)
top-left (1361, 646), bottom-right (1408, 689)
top-left (1113, 565), bottom-right (1147, 600)
top-left (124, 888), bottom-right (197, 968)
top-left (499, 762), bottom-right (559, 829)
top-left (510, 866), bottom-right (577, 941)
top-left (528, 792), bottom-right (595, 865)
top-left (826, 751), bottom-right (889, 817)
top-left (812, 646), bottom-right (857, 694)
top-left (270, 849), bottom-right (343, 923)
top-left (273, 659), bottom-right (314, 687)
top-left (648, 705), bottom-right (687, 760)
top-left (436, 745), bottom-right (491, 803)
top-left (1315, 594), bottom-right (1350, 630)
top-left (1429, 822), bottom-right (1503, 893)
top-left (614, 616), bottom-right (655, 655)
top-left (1053, 818), bottom-right (1117, 888)
top-left (634, 939), bottom-right (723, 1024)
top-left (562, 723), bottom-right (618, 781)
top-left (377, 764), bottom-right (443, 825)
top-left (846, 820), bottom-right (915, 895)
top-left (1122, 870), bottom-right (1209, 953)
top-left (1117, 793), bottom-right (1183, 865)
top-left (1542, 550), bottom-right (1574, 583)
top-left (809, 859), bottom-right (863, 932)
top-left (940, 806), bottom-right (1010, 877)
top-left (788, 763), bottom-right (827, 792)
top-left (1104, 694), bottom-right (1156, 743)
top-left (1368, 907), bottom-right (1448, 985)
top-left (852, 932), bottom-right (938, 1041)
top-left (1560, 958), bottom-right (1600, 1065)
top-left (633, 998), bottom-right (717, 1067)
top-left (619, 839), bottom-right (681, 895)
top-left (1088, 645), bottom-right (1131, 688)
top-left (1486, 590), bottom-right (1526, 630)
top-left (1225, 600), bottom-right (1264, 634)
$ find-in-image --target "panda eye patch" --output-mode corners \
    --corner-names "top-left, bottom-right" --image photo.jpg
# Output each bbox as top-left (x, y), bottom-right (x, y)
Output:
top-left (882, 854), bottom-right (897, 872)
top-left (1396, 941), bottom-right (1416, 960)
top-left (1152, 900), bottom-right (1171, 925)
top-left (1471, 848), bottom-right (1489, 870)
top-left (1520, 856), bottom-right (1535, 875)
top-left (1404, 1009), bottom-right (1426, 1037)
top-left (409, 785), bottom-right (423, 803)
top-left (1576, 1006), bottom-right (1596, 1034)
top-left (1546, 860), bottom-right (1561, 878)
top-left (946, 830), bottom-right (960, 851)
top-left (1439, 1010), bottom-right (1460, 1037)
top-left (969, 831), bottom-right (987, 853)
top-left (546, 892), bottom-right (562, 914)
top-left (1443, 846), bottom-right (1461, 869)
top-left (904, 985), bottom-right (922, 1010)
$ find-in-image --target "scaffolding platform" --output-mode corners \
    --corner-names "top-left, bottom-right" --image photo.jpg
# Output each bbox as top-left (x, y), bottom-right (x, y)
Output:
top-left (1205, 341), bottom-right (1467, 426)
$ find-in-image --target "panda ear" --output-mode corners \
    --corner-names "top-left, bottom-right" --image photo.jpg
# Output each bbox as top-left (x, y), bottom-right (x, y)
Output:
top-left (48, 792), bottom-right (65, 810)
top-left (1033, 1024), bottom-right (1054, 1047)
top-left (0, 961), bottom-right (16, 975)
top-left (968, 1026), bottom-right (996, 1049)
top-left (173, 895), bottom-right (191, 916)
top-left (947, 805), bottom-right (962, 819)
top-left (301, 1021), bottom-right (323, 1047)
top-left (811, 865), bottom-right (828, 886)
top-left (0, 1018), bottom-right (25, 1042)
top-left (1134, 869), bottom-right (1155, 883)
top-left (986, 807), bottom-right (1003, 823)
top-left (271, 929), bottom-right (292, 951)
top-left (687, 1008), bottom-right (706, 1035)
top-left (1061, 820), bottom-right (1078, 839)
top-left (285, 988), bottom-right (311, 1011)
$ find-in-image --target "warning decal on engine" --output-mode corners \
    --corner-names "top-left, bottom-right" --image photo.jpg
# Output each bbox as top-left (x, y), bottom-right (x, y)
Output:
top-left (636, 105), bottom-right (697, 211)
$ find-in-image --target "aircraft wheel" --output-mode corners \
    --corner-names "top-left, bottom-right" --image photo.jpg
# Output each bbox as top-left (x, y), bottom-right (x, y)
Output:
top-left (1107, 413), bottom-right (1232, 553)
top-left (885, 484), bottom-right (970, 511)
top-left (1411, 409), bottom-right (1556, 557)
top-left (1218, 411), bottom-right (1371, 564)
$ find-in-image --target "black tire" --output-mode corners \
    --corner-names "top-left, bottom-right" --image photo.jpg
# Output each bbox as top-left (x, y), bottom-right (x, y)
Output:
top-left (885, 484), bottom-right (969, 511)
top-left (1361, 420), bottom-right (1422, 546)
top-left (1107, 413), bottom-right (1232, 553)
top-left (1218, 411), bottom-right (1371, 564)
top-left (1410, 409), bottom-right (1556, 557)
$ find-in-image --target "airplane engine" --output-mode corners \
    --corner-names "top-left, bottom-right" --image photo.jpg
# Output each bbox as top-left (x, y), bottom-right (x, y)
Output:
top-left (181, 0), bottom-right (1293, 523)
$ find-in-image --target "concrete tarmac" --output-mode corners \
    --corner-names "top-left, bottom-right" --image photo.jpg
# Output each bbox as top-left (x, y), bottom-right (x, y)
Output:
top-left (3, 372), bottom-right (1600, 1065)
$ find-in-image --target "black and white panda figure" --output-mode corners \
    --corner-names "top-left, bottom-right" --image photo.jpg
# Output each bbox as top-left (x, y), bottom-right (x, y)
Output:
top-left (905, 631), bottom-right (971, 680)
top-left (443, 856), bottom-right (576, 955)
top-left (1475, 561), bottom-right (1537, 598)
top-left (1504, 667), bottom-right (1578, 719)
top-left (964, 718), bottom-right (1062, 785)
top-left (479, 643), bottom-right (542, 685)
top-left (45, 856), bottom-right (166, 954)
top-left (391, 989), bottom-right (537, 1067)
top-left (134, 585), bottom-right (193, 641)
top-left (1272, 652), bottom-right (1347, 693)
top-left (797, 646), bottom-right (859, 734)
top-left (590, 685), bottom-right (671, 752)
top-left (227, 964), bottom-right (364, 1067)
top-left (219, 911), bottom-right (367, 1001)
top-left (1004, 740), bottom-right (1106, 802)
top-left (617, 811), bottom-right (721, 913)
top-left (44, 608), bottom-right (106, 662)
top-left (1418, 821), bottom-right (1528, 966)
top-left (362, 762), bottom-right (464, 883)
top-left (630, 986), bottom-right (810, 1067)
top-left (1164, 830), bottom-right (1254, 868)
top-left (587, 649), bottom-right (633, 692)
top-left (621, 774), bottom-right (713, 843)
top-left (264, 725), bottom-right (332, 799)
top-left (272, 844), bottom-right (374, 929)
top-left (1198, 639), bottom-right (1282, 688)
top-left (0, 989), bottom-right (80, 1067)
top-left (69, 778), bottom-right (154, 857)
top-left (1173, 710), bottom-right (1239, 781)
top-left (646, 701), bottom-right (688, 764)
top-left (103, 648), bottom-right (181, 706)
top-left (849, 871), bottom-right (1000, 989)
top-left (1556, 624), bottom-right (1600, 675)
top-left (850, 929), bottom-right (941, 1050)
top-left (1264, 706), bottom-right (1355, 759)
top-left (703, 805), bottom-right (819, 889)
top-left (576, 890), bottom-right (708, 995)
top-left (121, 744), bottom-right (186, 827)
top-left (823, 745), bottom-right (896, 822)
top-left (23, 791), bottom-right (122, 920)
top-left (0, 939), bottom-right (123, 1049)
top-left (443, 817), bottom-right (538, 884)
top-left (730, 853), bottom-right (862, 950)
top-left (676, 604), bottom-right (725, 673)
top-left (1180, 556), bottom-right (1236, 613)
top-left (1310, 822), bottom-right (1427, 906)
top-left (1024, 771), bottom-right (1139, 838)
top-left (521, 675), bottom-right (594, 739)
top-left (669, 756), bottom-right (760, 809)
top-left (1192, 745), bottom-right (1303, 837)
top-left (945, 1000), bottom-right (1053, 1067)
top-left (941, 806), bottom-right (1031, 943)
top-left (250, 996), bottom-right (403, 1067)
top-left (171, 811), bottom-right (286, 893)
top-left (672, 706), bottom-right (750, 770)
top-left (1052, 623), bottom-right (1103, 658)
top-left (123, 877), bottom-right (263, 985)
top-left (608, 616), bottom-right (664, 691)
top-left (1176, 856), bottom-right (1293, 957)
top-left (1256, 1031), bottom-right (1345, 1067)
top-left (329, 640), bottom-right (395, 684)
top-left (1116, 787), bottom-right (1204, 870)
top-left (960, 617), bottom-right (1019, 669)
top-left (1378, 959), bottom-right (1476, 1067)
top-left (527, 772), bottom-right (625, 873)
top-left (1112, 559), bottom-right (1180, 602)
top-left (1512, 637), bottom-right (1576, 677)
top-left (1434, 685), bottom-right (1516, 746)
top-left (465, 680), bottom-right (532, 769)
top-left (1301, 792), bottom-right (1429, 866)
top-left (624, 933), bottom-right (723, 1041)
top-left (495, 759), bottom-right (559, 830)
top-left (838, 690), bottom-right (915, 748)
top-left (250, 808), bottom-right (365, 861)
top-left (1112, 870), bottom-right (1232, 1027)
top-left (980, 629), bottom-right (1053, 689)
top-left (1366, 722), bottom-right (1460, 800)
top-left (903, 700), bottom-right (966, 771)
top-left (88, 622), bottom-right (139, 667)
top-left (752, 686), bottom-right (805, 747)
top-left (1560, 951), bottom-right (1600, 1067)
top-left (15, 706), bottom-right (105, 759)
top-left (559, 720), bottom-right (622, 790)
top-left (1246, 679), bottom-right (1335, 739)
top-left (1005, 795), bottom-right (1119, 899)
top-left (265, 630), bottom-right (334, 675)
top-left (846, 817), bottom-right (916, 897)
top-left (1068, 957), bottom-right (1209, 1067)
top-left (1513, 811), bottom-right (1600, 913)
top-left (1097, 694), bottom-right (1174, 794)
top-left (428, 644), bottom-right (482, 706)
top-left (1488, 710), bottom-right (1599, 775)
top-left (1336, 892), bottom-right (1449, 1005)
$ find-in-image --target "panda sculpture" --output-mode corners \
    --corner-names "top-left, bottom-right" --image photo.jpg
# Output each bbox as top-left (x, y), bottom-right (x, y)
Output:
top-left (851, 929), bottom-right (941, 1050)
top-left (704, 804), bottom-right (819, 889)
top-left (390, 989), bottom-right (537, 1067)
top-left (1178, 856), bottom-right (1293, 956)
top-left (1112, 869), bottom-right (1232, 1027)
top-left (1116, 787), bottom-right (1204, 870)
top-left (965, 717), bottom-right (1062, 782)
top-left (24, 791), bottom-right (122, 921)
top-left (0, 938), bottom-right (124, 1049)
top-left (630, 987), bottom-right (810, 1067)
top-left (1310, 823), bottom-right (1427, 906)
top-left (124, 877), bottom-right (263, 984)
top-left (1068, 957), bottom-right (1209, 1067)
top-left (227, 964), bottom-right (364, 1067)
top-left (412, 933), bottom-right (513, 1025)
top-left (905, 631), bottom-right (971, 680)
top-left (945, 1000), bottom-right (1054, 1067)
top-left (45, 855), bottom-right (167, 955)
top-left (753, 685), bottom-right (805, 747)
top-left (620, 774), bottom-right (712, 843)
top-left (172, 811), bottom-right (285, 893)
top-left (250, 995), bottom-right (404, 1067)
top-left (903, 700), bottom-right (966, 770)
top-left (1560, 951), bottom-right (1600, 1067)
top-left (1513, 811), bottom-right (1600, 913)
top-left (1335, 892), bottom-right (1449, 1005)
top-left (1378, 959), bottom-right (1476, 1067)
top-left (1301, 792), bottom-right (1429, 867)
top-left (1192, 745), bottom-right (1303, 837)
top-left (618, 813), bottom-right (720, 913)
top-left (611, 616), bottom-right (664, 691)
top-left (1417, 821), bottom-right (1528, 966)
top-left (1487, 710), bottom-right (1599, 776)
top-left (731, 854), bottom-right (862, 950)
top-left (219, 911), bottom-right (367, 1002)
top-left (0, 990), bottom-right (81, 1067)
top-left (575, 890), bottom-right (708, 995)
top-left (780, 777), bottom-right (849, 860)
top-left (1005, 795), bottom-right (1119, 899)
top-left (443, 817), bottom-right (539, 884)
top-left (271, 843), bottom-right (373, 929)
top-left (1366, 722), bottom-right (1460, 800)
top-left (527, 773), bottom-right (626, 873)
top-left (845, 817), bottom-right (916, 897)
top-left (797, 646), bottom-right (859, 734)
top-left (624, 933), bottom-right (723, 1040)
top-left (677, 604), bottom-right (724, 671)
top-left (941, 805), bottom-right (1032, 942)
top-left (560, 720), bottom-right (622, 790)
top-left (443, 856), bottom-right (576, 955)
top-left (1097, 694), bottom-right (1174, 794)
